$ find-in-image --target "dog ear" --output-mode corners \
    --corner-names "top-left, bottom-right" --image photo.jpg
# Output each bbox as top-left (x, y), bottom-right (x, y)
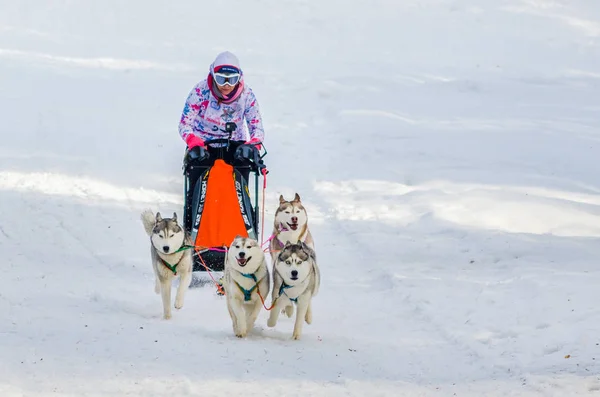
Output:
top-left (279, 195), bottom-right (286, 204)
top-left (293, 193), bottom-right (301, 202)
top-left (299, 240), bottom-right (312, 254)
top-left (284, 240), bottom-right (293, 248)
top-left (300, 241), bottom-right (313, 254)
top-left (155, 212), bottom-right (162, 222)
top-left (172, 212), bottom-right (178, 222)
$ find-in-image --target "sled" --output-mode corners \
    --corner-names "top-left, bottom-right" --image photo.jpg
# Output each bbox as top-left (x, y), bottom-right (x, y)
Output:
top-left (182, 124), bottom-right (266, 287)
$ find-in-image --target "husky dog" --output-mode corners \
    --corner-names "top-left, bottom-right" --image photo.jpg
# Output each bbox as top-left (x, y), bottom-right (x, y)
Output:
top-left (223, 236), bottom-right (270, 338)
top-left (269, 193), bottom-right (315, 318)
top-left (269, 194), bottom-right (314, 255)
top-left (141, 210), bottom-right (193, 319)
top-left (267, 241), bottom-right (320, 340)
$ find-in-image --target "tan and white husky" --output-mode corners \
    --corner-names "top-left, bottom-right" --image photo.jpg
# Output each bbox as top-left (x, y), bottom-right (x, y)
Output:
top-left (269, 193), bottom-right (314, 253)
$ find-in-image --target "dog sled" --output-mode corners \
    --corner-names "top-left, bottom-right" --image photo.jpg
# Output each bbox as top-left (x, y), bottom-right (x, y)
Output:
top-left (182, 122), bottom-right (267, 286)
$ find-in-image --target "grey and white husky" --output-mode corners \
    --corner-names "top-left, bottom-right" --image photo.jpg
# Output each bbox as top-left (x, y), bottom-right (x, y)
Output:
top-left (267, 241), bottom-right (320, 340)
top-left (141, 209), bottom-right (193, 319)
top-left (223, 236), bottom-right (270, 338)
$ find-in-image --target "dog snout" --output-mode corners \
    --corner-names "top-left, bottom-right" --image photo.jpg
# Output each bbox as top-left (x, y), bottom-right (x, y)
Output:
top-left (238, 251), bottom-right (246, 258)
top-left (162, 246), bottom-right (170, 253)
top-left (291, 216), bottom-right (298, 223)
top-left (291, 270), bottom-right (298, 278)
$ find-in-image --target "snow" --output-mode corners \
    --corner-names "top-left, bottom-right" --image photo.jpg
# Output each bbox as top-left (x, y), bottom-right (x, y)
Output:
top-left (1, 0), bottom-right (600, 395)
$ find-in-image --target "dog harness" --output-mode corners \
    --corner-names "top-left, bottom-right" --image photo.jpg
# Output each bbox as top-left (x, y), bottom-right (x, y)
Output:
top-left (279, 282), bottom-right (298, 303)
top-left (234, 272), bottom-right (260, 301)
top-left (158, 257), bottom-right (179, 275)
top-left (157, 245), bottom-right (194, 276)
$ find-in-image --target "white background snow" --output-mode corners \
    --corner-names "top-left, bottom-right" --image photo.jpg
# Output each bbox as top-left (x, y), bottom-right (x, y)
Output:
top-left (1, 0), bottom-right (600, 395)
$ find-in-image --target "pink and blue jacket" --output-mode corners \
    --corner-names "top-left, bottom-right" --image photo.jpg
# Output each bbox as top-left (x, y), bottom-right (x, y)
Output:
top-left (178, 79), bottom-right (264, 144)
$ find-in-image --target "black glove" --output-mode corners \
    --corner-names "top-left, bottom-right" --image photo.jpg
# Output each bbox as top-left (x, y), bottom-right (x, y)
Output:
top-left (187, 146), bottom-right (210, 163)
top-left (234, 144), bottom-right (260, 164)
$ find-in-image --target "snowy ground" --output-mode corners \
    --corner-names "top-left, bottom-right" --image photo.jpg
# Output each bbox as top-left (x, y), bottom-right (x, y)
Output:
top-left (1, 0), bottom-right (600, 396)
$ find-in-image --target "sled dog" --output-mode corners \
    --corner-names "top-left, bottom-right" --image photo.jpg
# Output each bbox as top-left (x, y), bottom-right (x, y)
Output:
top-left (141, 210), bottom-right (193, 319)
top-left (267, 241), bottom-right (320, 340)
top-left (269, 193), bottom-right (315, 318)
top-left (269, 193), bottom-right (314, 257)
top-left (223, 236), bottom-right (270, 338)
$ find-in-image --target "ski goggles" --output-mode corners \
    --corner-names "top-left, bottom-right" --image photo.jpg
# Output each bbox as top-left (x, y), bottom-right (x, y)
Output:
top-left (213, 72), bottom-right (241, 86)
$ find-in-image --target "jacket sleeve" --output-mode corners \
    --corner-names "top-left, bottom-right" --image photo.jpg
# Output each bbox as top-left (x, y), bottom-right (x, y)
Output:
top-left (178, 84), bottom-right (203, 142)
top-left (244, 88), bottom-right (265, 143)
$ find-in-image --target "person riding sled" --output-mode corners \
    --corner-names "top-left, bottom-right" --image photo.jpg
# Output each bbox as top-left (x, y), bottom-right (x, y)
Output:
top-left (179, 51), bottom-right (266, 233)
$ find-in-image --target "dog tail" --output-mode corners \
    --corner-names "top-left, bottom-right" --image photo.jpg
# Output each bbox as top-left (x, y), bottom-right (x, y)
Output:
top-left (140, 209), bottom-right (156, 236)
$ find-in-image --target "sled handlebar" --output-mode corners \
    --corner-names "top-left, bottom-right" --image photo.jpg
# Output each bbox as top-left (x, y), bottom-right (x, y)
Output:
top-left (201, 139), bottom-right (267, 174)
top-left (204, 138), bottom-right (231, 147)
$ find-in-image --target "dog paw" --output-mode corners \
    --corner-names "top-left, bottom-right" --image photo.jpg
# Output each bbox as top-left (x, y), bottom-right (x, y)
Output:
top-left (235, 328), bottom-right (248, 338)
top-left (163, 313), bottom-right (172, 320)
top-left (174, 299), bottom-right (184, 309)
top-left (267, 318), bottom-right (277, 328)
top-left (305, 312), bottom-right (312, 324)
top-left (292, 332), bottom-right (302, 340)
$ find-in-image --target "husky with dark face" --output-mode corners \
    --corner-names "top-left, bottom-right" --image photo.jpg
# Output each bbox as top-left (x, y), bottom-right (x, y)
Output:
top-left (141, 209), bottom-right (193, 319)
top-left (267, 241), bottom-right (320, 340)
top-left (223, 236), bottom-right (270, 338)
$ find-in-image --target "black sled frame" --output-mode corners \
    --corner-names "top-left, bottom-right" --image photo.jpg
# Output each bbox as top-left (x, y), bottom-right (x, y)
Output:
top-left (183, 125), bottom-right (266, 274)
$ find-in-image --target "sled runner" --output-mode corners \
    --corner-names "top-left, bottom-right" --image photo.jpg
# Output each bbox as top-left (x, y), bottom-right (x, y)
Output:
top-left (182, 122), bottom-right (267, 283)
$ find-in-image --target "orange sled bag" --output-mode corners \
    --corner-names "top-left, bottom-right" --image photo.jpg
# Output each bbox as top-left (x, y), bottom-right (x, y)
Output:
top-left (189, 159), bottom-right (259, 272)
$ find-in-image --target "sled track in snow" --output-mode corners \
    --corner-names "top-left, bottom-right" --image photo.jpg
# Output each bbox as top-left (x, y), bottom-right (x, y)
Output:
top-left (309, 189), bottom-right (519, 385)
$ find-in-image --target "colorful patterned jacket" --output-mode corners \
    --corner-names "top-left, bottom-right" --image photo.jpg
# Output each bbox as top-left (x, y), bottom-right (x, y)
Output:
top-left (178, 80), bottom-right (264, 144)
